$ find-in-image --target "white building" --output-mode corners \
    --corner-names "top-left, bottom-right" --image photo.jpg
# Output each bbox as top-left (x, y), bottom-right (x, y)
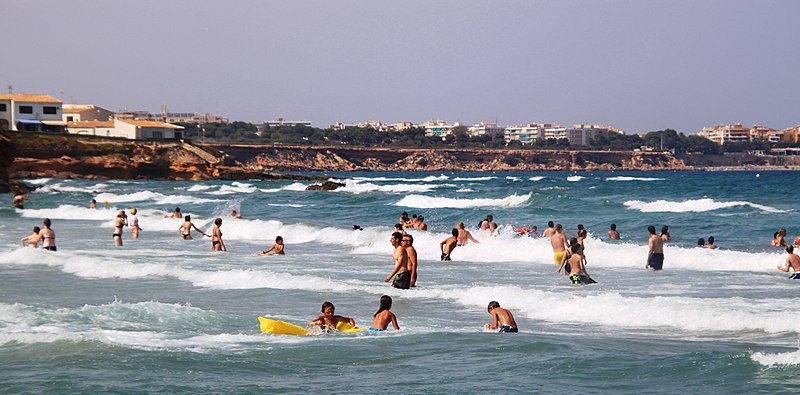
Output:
top-left (543, 126), bottom-right (568, 141)
top-left (67, 119), bottom-right (184, 139)
top-left (504, 123), bottom-right (553, 144)
top-left (697, 124), bottom-right (750, 144)
top-left (567, 124), bottom-right (624, 146)
top-left (423, 119), bottom-right (459, 138)
top-left (0, 94), bottom-right (66, 132)
top-left (467, 122), bottom-right (504, 138)
top-left (63, 104), bottom-right (115, 123)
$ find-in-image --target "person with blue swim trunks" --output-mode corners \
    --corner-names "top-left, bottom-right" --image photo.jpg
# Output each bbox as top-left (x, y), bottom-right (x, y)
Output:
top-left (484, 301), bottom-right (518, 333)
top-left (370, 295), bottom-right (400, 331)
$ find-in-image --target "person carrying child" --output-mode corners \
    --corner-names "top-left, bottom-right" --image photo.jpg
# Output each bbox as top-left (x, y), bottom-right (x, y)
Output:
top-left (484, 301), bottom-right (518, 333)
top-left (370, 295), bottom-right (400, 331)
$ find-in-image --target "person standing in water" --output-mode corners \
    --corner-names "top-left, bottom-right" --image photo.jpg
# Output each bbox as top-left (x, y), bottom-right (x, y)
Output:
top-left (370, 295), bottom-right (400, 331)
top-left (456, 222), bottom-right (479, 246)
top-left (166, 207), bottom-right (182, 219)
top-left (13, 194), bottom-right (29, 209)
top-left (646, 225), bottom-right (665, 270)
top-left (403, 234), bottom-right (418, 287)
top-left (550, 224), bottom-right (569, 266)
top-left (777, 245), bottom-right (800, 279)
top-left (179, 215), bottom-right (208, 240)
top-left (608, 224), bottom-right (620, 240)
top-left (542, 221), bottom-right (556, 238)
top-left (40, 218), bottom-right (57, 251)
top-left (129, 208), bottom-right (141, 239)
top-left (440, 228), bottom-right (459, 261)
top-left (113, 210), bottom-right (128, 247)
top-left (385, 232), bottom-right (410, 289)
top-left (20, 226), bottom-right (41, 248)
top-left (660, 225), bottom-right (671, 242)
top-left (211, 218), bottom-right (227, 252)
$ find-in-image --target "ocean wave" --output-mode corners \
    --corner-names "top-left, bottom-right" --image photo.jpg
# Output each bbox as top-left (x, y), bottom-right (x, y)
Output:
top-left (453, 176), bottom-right (497, 181)
top-left (94, 191), bottom-right (222, 205)
top-left (393, 193), bottom-right (532, 209)
top-left (334, 179), bottom-right (440, 194)
top-left (456, 188), bottom-right (474, 193)
top-left (751, 349), bottom-right (800, 366)
top-left (567, 176), bottom-right (584, 182)
top-left (606, 176), bottom-right (665, 182)
top-left (23, 178), bottom-right (53, 185)
top-left (36, 182), bottom-right (111, 194)
top-left (624, 198), bottom-right (782, 213)
top-left (529, 176), bottom-right (545, 181)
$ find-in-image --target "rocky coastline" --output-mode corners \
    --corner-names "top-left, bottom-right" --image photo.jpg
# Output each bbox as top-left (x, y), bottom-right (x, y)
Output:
top-left (3, 133), bottom-right (800, 193)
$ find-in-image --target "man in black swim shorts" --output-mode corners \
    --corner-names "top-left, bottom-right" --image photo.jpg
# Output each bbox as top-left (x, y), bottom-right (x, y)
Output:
top-left (646, 225), bottom-right (665, 271)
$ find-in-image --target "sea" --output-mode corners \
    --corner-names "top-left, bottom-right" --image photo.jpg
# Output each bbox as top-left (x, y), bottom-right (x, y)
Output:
top-left (2, 171), bottom-right (799, 394)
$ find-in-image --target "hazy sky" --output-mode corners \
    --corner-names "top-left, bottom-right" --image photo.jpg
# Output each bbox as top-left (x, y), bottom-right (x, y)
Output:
top-left (3, 1), bottom-right (799, 134)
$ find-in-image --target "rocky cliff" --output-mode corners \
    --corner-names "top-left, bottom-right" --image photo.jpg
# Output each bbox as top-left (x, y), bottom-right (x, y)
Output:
top-left (218, 145), bottom-right (694, 172)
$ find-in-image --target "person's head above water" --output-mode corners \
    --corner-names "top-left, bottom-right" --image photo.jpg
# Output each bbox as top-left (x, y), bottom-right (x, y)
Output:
top-left (648, 225), bottom-right (657, 235)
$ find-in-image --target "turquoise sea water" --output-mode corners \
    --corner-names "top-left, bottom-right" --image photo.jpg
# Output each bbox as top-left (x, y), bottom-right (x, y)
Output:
top-left (2, 171), bottom-right (800, 393)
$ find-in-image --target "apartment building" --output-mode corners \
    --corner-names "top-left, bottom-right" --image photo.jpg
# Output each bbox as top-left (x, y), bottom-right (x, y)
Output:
top-left (697, 124), bottom-right (751, 144)
top-left (423, 119), bottom-right (458, 138)
top-left (504, 123), bottom-right (554, 144)
top-left (0, 94), bottom-right (65, 132)
top-left (67, 119), bottom-right (184, 139)
top-left (749, 125), bottom-right (783, 143)
top-left (567, 124), bottom-right (624, 146)
top-left (467, 122), bottom-right (504, 138)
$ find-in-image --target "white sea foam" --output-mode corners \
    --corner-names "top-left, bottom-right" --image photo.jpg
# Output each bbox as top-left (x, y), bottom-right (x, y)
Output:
top-left (751, 349), bottom-right (800, 366)
top-left (94, 191), bottom-right (222, 205)
top-left (334, 179), bottom-right (439, 194)
top-left (187, 185), bottom-right (214, 192)
top-left (453, 176), bottom-right (497, 181)
top-left (19, 205), bottom-right (123, 220)
top-left (529, 176), bottom-right (545, 181)
top-left (505, 176), bottom-right (520, 181)
top-left (606, 176), bottom-right (665, 182)
top-left (456, 188), bottom-right (474, 193)
top-left (351, 175), bottom-right (449, 183)
top-left (567, 176), bottom-right (584, 182)
top-left (36, 182), bottom-right (111, 194)
top-left (282, 183), bottom-right (309, 191)
top-left (23, 178), bottom-right (53, 185)
top-left (393, 193), bottom-right (532, 209)
top-left (624, 198), bottom-right (782, 213)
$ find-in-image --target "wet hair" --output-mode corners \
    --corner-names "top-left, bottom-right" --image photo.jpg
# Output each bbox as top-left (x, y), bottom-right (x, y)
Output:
top-left (404, 234), bottom-right (414, 245)
top-left (374, 295), bottom-right (393, 317)
top-left (391, 232), bottom-right (403, 242)
top-left (787, 245), bottom-right (794, 253)
top-left (394, 223), bottom-right (403, 230)
top-left (569, 237), bottom-right (579, 246)
top-left (697, 238), bottom-right (705, 246)
top-left (185, 215), bottom-right (191, 221)
top-left (488, 301), bottom-right (500, 311)
top-left (577, 224), bottom-right (584, 230)
top-left (276, 236), bottom-right (283, 242)
top-left (412, 214), bottom-right (418, 219)
top-left (117, 210), bottom-right (125, 217)
top-left (43, 218), bottom-right (51, 227)
top-left (418, 216), bottom-right (424, 222)
top-left (610, 224), bottom-right (616, 230)
top-left (33, 226), bottom-right (40, 233)
top-left (548, 221), bottom-right (554, 227)
top-left (571, 243), bottom-right (581, 253)
top-left (401, 212), bottom-right (408, 218)
top-left (452, 228), bottom-right (459, 236)
top-left (578, 229), bottom-right (587, 239)
top-left (214, 217), bottom-right (222, 226)
top-left (486, 215), bottom-right (493, 221)
top-left (175, 207), bottom-right (181, 212)
top-left (555, 224), bottom-right (563, 231)
top-left (91, 199), bottom-right (96, 203)
top-left (321, 301), bottom-right (334, 312)
top-left (661, 225), bottom-right (669, 234)
top-left (457, 222), bottom-right (465, 229)
top-left (707, 236), bottom-right (715, 244)
top-left (648, 225), bottom-right (657, 235)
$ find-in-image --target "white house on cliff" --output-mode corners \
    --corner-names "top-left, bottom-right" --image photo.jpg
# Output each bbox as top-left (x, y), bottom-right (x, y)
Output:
top-left (0, 94), bottom-right (66, 132)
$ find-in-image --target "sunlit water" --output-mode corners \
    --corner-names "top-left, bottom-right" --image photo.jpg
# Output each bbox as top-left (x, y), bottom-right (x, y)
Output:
top-left (2, 171), bottom-right (800, 393)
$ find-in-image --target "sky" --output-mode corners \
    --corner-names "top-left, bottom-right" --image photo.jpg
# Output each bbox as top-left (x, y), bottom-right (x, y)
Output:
top-left (2, 0), bottom-right (799, 134)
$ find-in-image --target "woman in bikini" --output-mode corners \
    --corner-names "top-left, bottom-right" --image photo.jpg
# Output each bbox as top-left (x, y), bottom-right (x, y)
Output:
top-left (211, 218), bottom-right (226, 252)
top-left (179, 215), bottom-right (208, 240)
top-left (113, 210), bottom-right (128, 247)
top-left (456, 222), bottom-right (479, 246)
top-left (40, 218), bottom-right (57, 251)
top-left (129, 208), bottom-right (140, 239)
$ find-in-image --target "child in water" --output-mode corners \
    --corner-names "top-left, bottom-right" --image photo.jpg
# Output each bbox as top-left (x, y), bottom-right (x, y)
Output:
top-left (484, 301), bottom-right (518, 333)
top-left (308, 301), bottom-right (356, 330)
top-left (20, 226), bottom-right (41, 248)
top-left (370, 295), bottom-right (400, 331)
top-left (259, 236), bottom-right (285, 255)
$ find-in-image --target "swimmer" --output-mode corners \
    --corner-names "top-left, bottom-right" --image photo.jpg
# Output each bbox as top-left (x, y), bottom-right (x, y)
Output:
top-left (559, 243), bottom-right (593, 284)
top-left (456, 222), bottom-right (479, 246)
top-left (113, 210), bottom-right (128, 247)
top-left (179, 215), bottom-right (208, 240)
top-left (660, 225), bottom-right (670, 242)
top-left (399, 212), bottom-right (412, 228)
top-left (415, 215), bottom-right (428, 231)
top-left (230, 210), bottom-right (242, 219)
top-left (488, 222), bottom-right (499, 237)
top-left (607, 224), bottom-right (620, 240)
top-left (259, 236), bottom-right (285, 255)
top-left (404, 234), bottom-right (418, 287)
top-left (129, 208), bottom-right (140, 239)
top-left (646, 225), bottom-right (665, 270)
top-left (13, 194), bottom-right (29, 209)
top-left (542, 221), bottom-right (556, 238)
top-left (550, 224), bottom-right (569, 266)
top-left (394, 223), bottom-right (407, 235)
top-left (352, 224), bottom-right (363, 231)
top-left (479, 215), bottom-right (494, 231)
top-left (440, 228), bottom-right (459, 261)
top-left (527, 226), bottom-right (539, 237)
top-left (40, 218), bottom-right (56, 251)
top-left (88, 199), bottom-right (97, 209)
top-left (370, 295), bottom-right (400, 331)
top-left (20, 226), bottom-right (41, 248)
top-left (211, 218), bottom-right (227, 252)
top-left (308, 301), bottom-right (356, 330)
top-left (704, 236), bottom-right (718, 249)
top-left (772, 228), bottom-right (787, 247)
top-left (385, 232), bottom-right (410, 289)
top-left (484, 301), bottom-right (518, 333)
top-left (777, 245), bottom-right (800, 279)
top-left (697, 238), bottom-right (706, 247)
top-left (165, 207), bottom-right (182, 219)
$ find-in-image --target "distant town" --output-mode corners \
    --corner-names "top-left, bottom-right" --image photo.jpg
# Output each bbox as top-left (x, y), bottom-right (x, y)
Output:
top-left (2, 92), bottom-right (800, 155)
